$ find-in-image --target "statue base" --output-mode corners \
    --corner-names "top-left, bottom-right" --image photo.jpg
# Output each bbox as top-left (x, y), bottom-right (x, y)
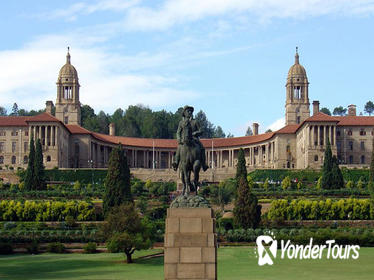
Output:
top-left (170, 194), bottom-right (210, 208)
top-left (164, 207), bottom-right (217, 280)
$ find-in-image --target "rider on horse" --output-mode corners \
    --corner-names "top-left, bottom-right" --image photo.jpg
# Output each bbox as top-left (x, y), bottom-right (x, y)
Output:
top-left (172, 105), bottom-right (209, 172)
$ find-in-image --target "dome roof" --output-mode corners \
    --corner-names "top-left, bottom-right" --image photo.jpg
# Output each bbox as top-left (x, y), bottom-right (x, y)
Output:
top-left (58, 49), bottom-right (78, 79)
top-left (287, 49), bottom-right (307, 80)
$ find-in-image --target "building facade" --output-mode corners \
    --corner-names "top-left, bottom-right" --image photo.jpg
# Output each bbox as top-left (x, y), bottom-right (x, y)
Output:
top-left (0, 50), bottom-right (373, 181)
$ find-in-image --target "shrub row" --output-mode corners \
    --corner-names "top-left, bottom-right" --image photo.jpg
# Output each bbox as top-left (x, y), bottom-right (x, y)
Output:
top-left (267, 198), bottom-right (374, 221)
top-left (0, 200), bottom-right (100, 221)
top-left (249, 168), bottom-right (370, 184)
top-left (0, 229), bottom-right (103, 243)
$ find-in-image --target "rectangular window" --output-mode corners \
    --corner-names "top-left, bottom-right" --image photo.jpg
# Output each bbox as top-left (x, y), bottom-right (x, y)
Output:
top-left (11, 131), bottom-right (18, 136)
top-left (12, 142), bottom-right (16, 153)
top-left (360, 130), bottom-right (366, 136)
top-left (0, 131), bottom-right (5, 136)
top-left (64, 116), bottom-right (68, 124)
top-left (0, 142), bottom-right (4, 152)
top-left (361, 141), bottom-right (365, 150)
top-left (24, 142), bottom-right (28, 152)
top-left (349, 141), bottom-right (353, 151)
top-left (25, 131), bottom-right (29, 136)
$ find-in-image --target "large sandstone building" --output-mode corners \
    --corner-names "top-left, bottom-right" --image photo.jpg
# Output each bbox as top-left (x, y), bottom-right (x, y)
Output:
top-left (0, 49), bottom-right (373, 181)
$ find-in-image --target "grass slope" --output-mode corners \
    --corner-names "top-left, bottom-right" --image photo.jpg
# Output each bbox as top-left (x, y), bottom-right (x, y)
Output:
top-left (0, 247), bottom-right (373, 280)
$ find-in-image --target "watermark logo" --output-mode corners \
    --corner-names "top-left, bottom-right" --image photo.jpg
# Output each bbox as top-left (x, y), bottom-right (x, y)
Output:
top-left (256, 235), bottom-right (278, 266)
top-left (255, 235), bottom-right (360, 266)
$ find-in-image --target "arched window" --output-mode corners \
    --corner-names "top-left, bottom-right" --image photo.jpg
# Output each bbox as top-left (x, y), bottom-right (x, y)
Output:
top-left (46, 156), bottom-right (51, 162)
top-left (314, 155), bottom-right (318, 161)
top-left (348, 130), bottom-right (352, 136)
top-left (23, 156), bottom-right (28, 164)
top-left (0, 156), bottom-right (3, 164)
top-left (11, 156), bottom-right (16, 164)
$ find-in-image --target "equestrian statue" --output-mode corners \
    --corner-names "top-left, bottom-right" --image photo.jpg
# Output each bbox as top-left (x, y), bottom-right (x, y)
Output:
top-left (172, 105), bottom-right (209, 196)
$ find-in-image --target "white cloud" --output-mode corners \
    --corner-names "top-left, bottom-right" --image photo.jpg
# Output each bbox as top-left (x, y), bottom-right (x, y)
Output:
top-left (267, 118), bottom-right (285, 132)
top-left (41, 0), bottom-right (141, 21)
top-left (122, 0), bottom-right (374, 31)
top-left (0, 35), bottom-right (197, 113)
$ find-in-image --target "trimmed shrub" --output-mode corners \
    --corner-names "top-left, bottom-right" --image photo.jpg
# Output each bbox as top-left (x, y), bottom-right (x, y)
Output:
top-left (47, 242), bottom-right (65, 253)
top-left (83, 242), bottom-right (97, 254)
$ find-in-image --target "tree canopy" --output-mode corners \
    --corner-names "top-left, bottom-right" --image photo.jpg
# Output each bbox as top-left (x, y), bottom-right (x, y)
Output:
top-left (333, 106), bottom-right (347, 116)
top-left (364, 101), bottom-right (374, 116)
top-left (320, 107), bottom-right (331, 115)
top-left (102, 204), bottom-right (152, 263)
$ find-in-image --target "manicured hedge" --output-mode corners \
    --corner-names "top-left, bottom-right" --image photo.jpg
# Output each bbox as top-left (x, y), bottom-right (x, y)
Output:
top-left (45, 169), bottom-right (108, 184)
top-left (0, 200), bottom-right (100, 221)
top-left (249, 169), bottom-right (370, 183)
top-left (267, 198), bottom-right (374, 220)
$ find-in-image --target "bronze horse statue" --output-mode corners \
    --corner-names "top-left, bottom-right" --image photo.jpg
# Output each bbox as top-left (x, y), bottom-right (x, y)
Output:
top-left (178, 120), bottom-right (203, 195)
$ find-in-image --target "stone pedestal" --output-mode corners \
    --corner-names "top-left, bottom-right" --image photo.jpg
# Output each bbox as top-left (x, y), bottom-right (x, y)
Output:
top-left (164, 208), bottom-right (217, 280)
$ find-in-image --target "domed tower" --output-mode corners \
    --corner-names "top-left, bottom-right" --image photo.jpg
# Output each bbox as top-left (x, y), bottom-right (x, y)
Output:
top-left (285, 48), bottom-right (310, 125)
top-left (55, 48), bottom-right (81, 125)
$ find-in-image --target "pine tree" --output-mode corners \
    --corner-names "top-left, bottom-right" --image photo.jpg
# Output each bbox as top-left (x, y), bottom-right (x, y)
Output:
top-left (331, 155), bottom-right (344, 189)
top-left (236, 148), bottom-right (247, 181)
top-left (370, 139), bottom-right (374, 183)
top-left (24, 137), bottom-right (35, 190)
top-left (233, 176), bottom-right (261, 229)
top-left (103, 145), bottom-right (132, 215)
top-left (321, 139), bottom-right (334, 189)
top-left (34, 139), bottom-right (46, 190)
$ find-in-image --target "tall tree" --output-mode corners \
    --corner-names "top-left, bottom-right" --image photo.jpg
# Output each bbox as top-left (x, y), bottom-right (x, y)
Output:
top-left (245, 126), bottom-right (253, 136)
top-left (24, 137), bottom-right (35, 190)
top-left (321, 140), bottom-right (343, 189)
top-left (34, 139), bottom-right (46, 190)
top-left (333, 106), bottom-right (347, 116)
top-left (10, 103), bottom-right (19, 116)
top-left (233, 176), bottom-right (261, 229)
top-left (370, 139), bottom-right (374, 184)
top-left (103, 145), bottom-right (132, 215)
top-left (321, 139), bottom-right (334, 189)
top-left (320, 107), bottom-right (331, 115)
top-left (364, 101), bottom-right (374, 116)
top-left (195, 110), bottom-right (214, 138)
top-left (213, 126), bottom-right (226, 138)
top-left (331, 155), bottom-right (344, 189)
top-left (0, 107), bottom-right (7, 116)
top-left (236, 148), bottom-right (247, 181)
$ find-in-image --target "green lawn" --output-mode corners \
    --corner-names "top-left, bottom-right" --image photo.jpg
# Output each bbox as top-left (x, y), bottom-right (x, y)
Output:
top-left (0, 247), bottom-right (373, 280)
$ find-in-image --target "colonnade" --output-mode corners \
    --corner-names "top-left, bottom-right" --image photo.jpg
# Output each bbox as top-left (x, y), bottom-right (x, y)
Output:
top-left (86, 141), bottom-right (279, 169)
top-left (29, 125), bottom-right (59, 147)
top-left (308, 124), bottom-right (335, 147)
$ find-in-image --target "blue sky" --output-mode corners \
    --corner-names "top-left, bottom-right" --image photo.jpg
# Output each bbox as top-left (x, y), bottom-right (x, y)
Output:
top-left (1, 0), bottom-right (374, 136)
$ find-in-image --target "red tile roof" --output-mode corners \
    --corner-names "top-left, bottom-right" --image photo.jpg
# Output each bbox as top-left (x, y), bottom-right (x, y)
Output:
top-left (0, 116), bottom-right (29, 127)
top-left (89, 132), bottom-right (275, 149)
top-left (336, 116), bottom-right (374, 126)
top-left (305, 112), bottom-right (340, 122)
top-left (275, 124), bottom-right (300, 134)
top-left (66, 124), bottom-right (92, 134)
top-left (0, 113), bottom-right (62, 127)
top-left (26, 112), bottom-right (61, 123)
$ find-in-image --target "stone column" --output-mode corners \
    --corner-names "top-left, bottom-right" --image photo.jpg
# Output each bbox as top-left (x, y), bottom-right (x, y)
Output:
top-left (324, 126), bottom-right (328, 146)
top-left (164, 208), bottom-right (217, 280)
